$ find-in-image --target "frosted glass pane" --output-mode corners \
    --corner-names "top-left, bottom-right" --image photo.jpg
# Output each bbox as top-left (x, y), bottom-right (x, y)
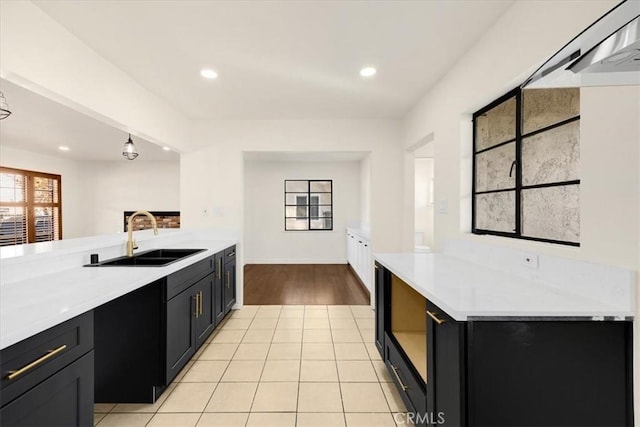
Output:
top-left (310, 218), bottom-right (332, 230)
top-left (310, 181), bottom-right (331, 192)
top-left (522, 88), bottom-right (579, 134)
top-left (475, 142), bottom-right (515, 192)
top-left (285, 180), bottom-right (308, 192)
top-left (522, 185), bottom-right (579, 242)
top-left (310, 193), bottom-right (332, 205)
top-left (475, 97), bottom-right (516, 151)
top-left (475, 191), bottom-right (515, 233)
top-left (285, 218), bottom-right (308, 230)
top-left (522, 121), bottom-right (579, 186)
top-left (285, 193), bottom-right (308, 205)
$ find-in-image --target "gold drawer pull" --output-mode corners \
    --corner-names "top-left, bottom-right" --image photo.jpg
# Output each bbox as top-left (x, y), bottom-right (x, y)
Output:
top-left (217, 258), bottom-right (222, 280)
top-left (226, 271), bottom-right (230, 288)
top-left (227, 252), bottom-right (235, 257)
top-left (199, 291), bottom-right (203, 316)
top-left (391, 364), bottom-right (408, 391)
top-left (427, 310), bottom-right (446, 325)
top-left (7, 345), bottom-right (67, 380)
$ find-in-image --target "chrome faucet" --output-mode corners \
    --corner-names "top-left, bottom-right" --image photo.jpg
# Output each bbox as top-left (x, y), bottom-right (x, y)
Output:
top-left (126, 210), bottom-right (158, 257)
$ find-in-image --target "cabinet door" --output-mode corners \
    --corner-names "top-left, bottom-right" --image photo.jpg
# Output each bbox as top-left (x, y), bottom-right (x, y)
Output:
top-left (224, 258), bottom-right (236, 314)
top-left (166, 289), bottom-right (197, 382)
top-left (0, 351), bottom-right (94, 427)
top-left (213, 251), bottom-right (225, 326)
top-left (374, 263), bottom-right (389, 357)
top-left (426, 301), bottom-right (465, 426)
top-left (194, 275), bottom-right (215, 348)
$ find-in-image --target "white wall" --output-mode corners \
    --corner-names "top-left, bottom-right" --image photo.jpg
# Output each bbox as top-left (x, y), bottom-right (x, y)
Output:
top-left (244, 160), bottom-right (360, 263)
top-left (0, 1), bottom-right (189, 151)
top-left (181, 119), bottom-right (405, 307)
top-left (79, 160), bottom-right (180, 236)
top-left (401, 0), bottom-right (639, 415)
top-left (0, 145), bottom-right (180, 238)
top-left (0, 145), bottom-right (85, 238)
top-left (359, 155), bottom-right (371, 231)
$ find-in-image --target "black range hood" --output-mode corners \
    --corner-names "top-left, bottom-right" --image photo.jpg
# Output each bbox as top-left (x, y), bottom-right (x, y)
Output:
top-left (523, 0), bottom-right (640, 89)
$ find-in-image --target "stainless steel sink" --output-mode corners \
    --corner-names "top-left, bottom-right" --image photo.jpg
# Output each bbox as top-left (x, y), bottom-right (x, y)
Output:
top-left (85, 248), bottom-right (206, 267)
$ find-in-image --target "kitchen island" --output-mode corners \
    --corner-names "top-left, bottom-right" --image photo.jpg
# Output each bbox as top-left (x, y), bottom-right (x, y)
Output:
top-left (374, 242), bottom-right (634, 427)
top-left (0, 229), bottom-right (238, 425)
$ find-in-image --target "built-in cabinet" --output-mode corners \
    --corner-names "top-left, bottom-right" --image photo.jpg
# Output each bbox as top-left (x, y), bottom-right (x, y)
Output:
top-left (0, 312), bottom-right (95, 426)
top-left (95, 245), bottom-right (236, 403)
top-left (375, 263), bottom-right (634, 427)
top-left (346, 229), bottom-right (372, 291)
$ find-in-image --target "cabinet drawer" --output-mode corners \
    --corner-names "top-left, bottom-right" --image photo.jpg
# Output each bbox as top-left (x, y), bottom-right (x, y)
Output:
top-left (385, 332), bottom-right (427, 417)
top-left (166, 255), bottom-right (214, 300)
top-left (0, 351), bottom-right (94, 426)
top-left (224, 245), bottom-right (236, 261)
top-left (1, 311), bottom-right (94, 406)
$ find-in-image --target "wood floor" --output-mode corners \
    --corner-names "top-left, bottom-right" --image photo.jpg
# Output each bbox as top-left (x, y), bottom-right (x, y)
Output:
top-left (243, 264), bottom-right (370, 305)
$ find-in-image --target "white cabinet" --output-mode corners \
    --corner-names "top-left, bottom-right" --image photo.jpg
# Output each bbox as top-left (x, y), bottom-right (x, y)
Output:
top-left (346, 228), bottom-right (372, 293)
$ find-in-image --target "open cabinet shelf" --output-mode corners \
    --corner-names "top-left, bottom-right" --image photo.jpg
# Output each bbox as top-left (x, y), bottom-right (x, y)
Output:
top-left (390, 274), bottom-right (427, 383)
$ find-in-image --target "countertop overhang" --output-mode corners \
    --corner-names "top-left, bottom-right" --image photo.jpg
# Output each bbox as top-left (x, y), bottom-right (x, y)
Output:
top-left (375, 252), bottom-right (634, 322)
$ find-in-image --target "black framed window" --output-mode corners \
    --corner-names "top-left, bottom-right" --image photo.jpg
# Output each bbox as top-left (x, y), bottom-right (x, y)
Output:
top-left (472, 87), bottom-right (580, 246)
top-left (285, 180), bottom-right (333, 231)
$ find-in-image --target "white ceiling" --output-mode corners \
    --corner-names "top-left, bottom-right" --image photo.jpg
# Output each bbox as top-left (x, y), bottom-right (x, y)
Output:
top-left (0, 79), bottom-right (179, 162)
top-left (33, 0), bottom-right (513, 120)
top-left (244, 151), bottom-right (368, 163)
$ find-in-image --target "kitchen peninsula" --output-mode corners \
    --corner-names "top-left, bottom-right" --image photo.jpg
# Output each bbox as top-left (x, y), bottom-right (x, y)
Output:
top-left (375, 240), bottom-right (635, 427)
top-left (0, 229), bottom-right (238, 425)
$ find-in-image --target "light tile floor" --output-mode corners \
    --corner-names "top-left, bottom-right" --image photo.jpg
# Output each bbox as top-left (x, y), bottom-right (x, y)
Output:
top-left (95, 305), bottom-right (414, 427)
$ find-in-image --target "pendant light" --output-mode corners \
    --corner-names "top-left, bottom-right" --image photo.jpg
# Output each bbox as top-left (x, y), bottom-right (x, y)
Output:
top-left (122, 133), bottom-right (139, 160)
top-left (0, 91), bottom-right (11, 120)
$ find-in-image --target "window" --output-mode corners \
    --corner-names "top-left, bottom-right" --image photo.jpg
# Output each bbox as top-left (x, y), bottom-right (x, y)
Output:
top-left (0, 167), bottom-right (62, 246)
top-left (472, 87), bottom-right (580, 246)
top-left (284, 180), bottom-right (333, 230)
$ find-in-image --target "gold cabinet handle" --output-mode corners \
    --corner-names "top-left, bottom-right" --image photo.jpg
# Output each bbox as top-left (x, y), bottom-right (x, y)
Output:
top-left (226, 271), bottom-right (230, 288)
top-left (199, 291), bottom-right (203, 316)
top-left (7, 344), bottom-right (67, 380)
top-left (390, 364), bottom-right (408, 391)
top-left (217, 258), bottom-right (222, 280)
top-left (374, 265), bottom-right (379, 270)
top-left (426, 310), bottom-right (446, 325)
top-left (194, 293), bottom-right (200, 318)
top-left (227, 252), bottom-right (235, 257)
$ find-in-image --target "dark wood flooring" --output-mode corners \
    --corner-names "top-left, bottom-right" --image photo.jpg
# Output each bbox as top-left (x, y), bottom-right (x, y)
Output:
top-left (243, 264), bottom-right (370, 305)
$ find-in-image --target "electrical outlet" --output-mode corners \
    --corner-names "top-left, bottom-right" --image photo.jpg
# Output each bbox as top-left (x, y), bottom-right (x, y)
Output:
top-left (521, 253), bottom-right (539, 269)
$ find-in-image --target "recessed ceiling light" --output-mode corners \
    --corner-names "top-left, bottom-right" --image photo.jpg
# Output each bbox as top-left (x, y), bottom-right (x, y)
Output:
top-left (360, 67), bottom-right (377, 77)
top-left (163, 147), bottom-right (171, 151)
top-left (58, 146), bottom-right (70, 151)
top-left (200, 68), bottom-right (218, 79)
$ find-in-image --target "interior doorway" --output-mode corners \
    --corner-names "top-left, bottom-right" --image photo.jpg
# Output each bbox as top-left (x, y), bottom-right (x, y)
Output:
top-left (413, 142), bottom-right (434, 252)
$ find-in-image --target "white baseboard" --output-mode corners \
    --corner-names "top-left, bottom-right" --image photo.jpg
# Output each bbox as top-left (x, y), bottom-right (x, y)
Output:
top-left (244, 259), bottom-right (347, 265)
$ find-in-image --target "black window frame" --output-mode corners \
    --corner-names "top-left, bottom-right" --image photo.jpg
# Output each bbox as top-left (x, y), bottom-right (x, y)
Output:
top-left (471, 87), bottom-right (580, 247)
top-left (284, 179), bottom-right (333, 231)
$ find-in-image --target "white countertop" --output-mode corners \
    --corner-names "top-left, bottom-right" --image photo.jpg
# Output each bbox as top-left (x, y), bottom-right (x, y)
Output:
top-left (375, 253), bottom-right (635, 321)
top-left (0, 236), bottom-right (236, 349)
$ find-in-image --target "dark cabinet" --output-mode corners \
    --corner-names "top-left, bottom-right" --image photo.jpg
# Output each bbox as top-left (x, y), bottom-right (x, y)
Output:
top-left (95, 246), bottom-right (237, 403)
top-left (426, 300), bottom-right (464, 427)
top-left (165, 271), bottom-right (216, 383)
top-left (194, 274), bottom-right (215, 348)
top-left (374, 261), bottom-right (389, 357)
top-left (376, 264), bottom-right (634, 427)
top-left (0, 312), bottom-right (94, 427)
top-left (213, 250), bottom-right (225, 325)
top-left (223, 245), bottom-right (236, 314)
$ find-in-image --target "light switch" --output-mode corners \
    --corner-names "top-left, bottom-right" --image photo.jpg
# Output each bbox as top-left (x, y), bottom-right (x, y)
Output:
top-left (437, 200), bottom-right (448, 214)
